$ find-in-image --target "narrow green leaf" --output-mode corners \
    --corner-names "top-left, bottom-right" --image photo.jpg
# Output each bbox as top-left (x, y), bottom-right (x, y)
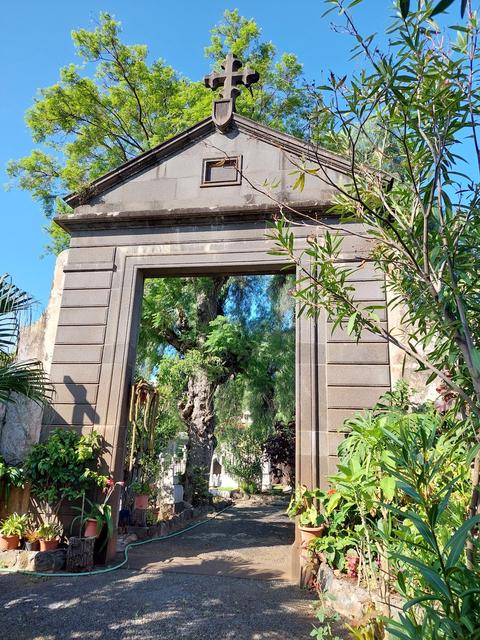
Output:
top-left (399, 0), bottom-right (410, 19)
top-left (404, 594), bottom-right (439, 610)
top-left (471, 348), bottom-right (480, 373)
top-left (466, 444), bottom-right (480, 466)
top-left (395, 554), bottom-right (452, 600)
top-left (346, 312), bottom-right (357, 336)
top-left (445, 515), bottom-right (480, 568)
top-left (430, 0), bottom-right (456, 17)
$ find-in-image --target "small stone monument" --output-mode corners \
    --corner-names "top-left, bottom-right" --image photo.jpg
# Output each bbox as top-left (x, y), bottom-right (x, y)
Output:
top-left (157, 435), bottom-right (187, 515)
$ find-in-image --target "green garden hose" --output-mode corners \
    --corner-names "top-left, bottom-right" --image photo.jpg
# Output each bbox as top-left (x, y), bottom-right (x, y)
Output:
top-left (0, 504), bottom-right (231, 578)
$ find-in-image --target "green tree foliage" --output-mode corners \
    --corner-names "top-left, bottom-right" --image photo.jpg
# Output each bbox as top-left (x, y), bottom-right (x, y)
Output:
top-left (25, 428), bottom-right (108, 518)
top-left (398, 0), bottom-right (468, 18)
top-left (7, 10), bottom-right (309, 252)
top-left (0, 275), bottom-right (52, 406)
top-left (137, 274), bottom-right (295, 498)
top-left (6, 9), bottom-right (305, 500)
top-left (271, 0), bottom-right (480, 555)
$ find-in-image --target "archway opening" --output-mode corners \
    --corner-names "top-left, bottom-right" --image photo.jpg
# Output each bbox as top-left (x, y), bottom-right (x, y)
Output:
top-left (117, 272), bottom-right (296, 573)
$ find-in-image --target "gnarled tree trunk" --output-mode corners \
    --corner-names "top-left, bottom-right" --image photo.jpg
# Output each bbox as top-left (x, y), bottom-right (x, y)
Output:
top-left (181, 369), bottom-right (217, 504)
top-left (180, 276), bottom-right (227, 504)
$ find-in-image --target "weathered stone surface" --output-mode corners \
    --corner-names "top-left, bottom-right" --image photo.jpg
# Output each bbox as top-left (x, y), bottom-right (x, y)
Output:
top-left (16, 550), bottom-right (36, 571)
top-left (0, 550), bottom-right (20, 568)
top-left (317, 566), bottom-right (372, 620)
top-left (317, 561), bottom-right (334, 592)
top-left (0, 252), bottom-right (67, 463)
top-left (316, 562), bottom-right (403, 622)
top-left (33, 548), bottom-right (66, 572)
top-left (0, 549), bottom-right (37, 571)
top-left (0, 398), bottom-right (43, 464)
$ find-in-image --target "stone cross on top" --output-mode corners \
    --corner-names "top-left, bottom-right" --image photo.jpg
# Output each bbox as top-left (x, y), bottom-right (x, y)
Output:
top-left (204, 53), bottom-right (259, 132)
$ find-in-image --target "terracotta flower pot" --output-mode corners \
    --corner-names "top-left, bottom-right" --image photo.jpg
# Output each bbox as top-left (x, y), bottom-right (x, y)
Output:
top-left (25, 540), bottom-right (40, 551)
top-left (134, 494), bottom-right (149, 510)
top-left (84, 518), bottom-right (101, 538)
top-left (299, 524), bottom-right (327, 547)
top-left (0, 534), bottom-right (19, 551)
top-left (39, 538), bottom-right (59, 552)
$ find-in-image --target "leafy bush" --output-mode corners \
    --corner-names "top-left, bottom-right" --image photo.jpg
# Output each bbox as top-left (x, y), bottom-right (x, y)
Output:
top-left (37, 522), bottom-right (62, 541)
top-left (25, 429), bottom-right (108, 516)
top-left (287, 486), bottom-right (327, 528)
top-left (222, 424), bottom-right (263, 487)
top-left (263, 420), bottom-right (295, 485)
top-left (306, 382), bottom-right (477, 637)
top-left (382, 418), bottom-right (480, 639)
top-left (239, 480), bottom-right (258, 495)
top-left (130, 481), bottom-right (151, 495)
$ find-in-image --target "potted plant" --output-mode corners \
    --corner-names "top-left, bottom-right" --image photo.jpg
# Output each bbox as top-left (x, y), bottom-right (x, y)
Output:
top-left (23, 527), bottom-right (41, 551)
top-left (37, 522), bottom-right (62, 551)
top-left (0, 512), bottom-right (29, 551)
top-left (287, 485), bottom-right (328, 545)
top-left (131, 481), bottom-right (151, 509)
top-left (72, 499), bottom-right (114, 540)
top-left (24, 429), bottom-right (108, 529)
top-left (71, 480), bottom-right (122, 539)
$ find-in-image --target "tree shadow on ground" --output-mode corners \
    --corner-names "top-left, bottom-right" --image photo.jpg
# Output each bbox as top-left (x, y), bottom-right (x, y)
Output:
top-left (0, 503), bottom-right (319, 639)
top-left (123, 503), bottom-right (295, 580)
top-left (0, 557), bottom-right (316, 640)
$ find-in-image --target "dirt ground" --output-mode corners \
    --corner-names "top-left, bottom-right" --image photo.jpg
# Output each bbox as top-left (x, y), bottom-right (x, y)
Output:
top-left (0, 499), bottom-right (317, 640)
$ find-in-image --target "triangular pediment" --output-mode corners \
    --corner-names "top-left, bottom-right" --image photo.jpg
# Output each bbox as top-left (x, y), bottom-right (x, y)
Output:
top-left (58, 114), bottom-right (350, 232)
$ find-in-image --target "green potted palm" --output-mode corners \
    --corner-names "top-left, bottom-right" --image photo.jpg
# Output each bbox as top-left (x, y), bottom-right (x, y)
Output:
top-left (287, 485), bottom-right (328, 545)
top-left (0, 513), bottom-right (29, 550)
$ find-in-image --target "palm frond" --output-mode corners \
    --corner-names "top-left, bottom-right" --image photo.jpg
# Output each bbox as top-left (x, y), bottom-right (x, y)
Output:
top-left (0, 274), bottom-right (36, 354)
top-left (0, 360), bottom-right (54, 406)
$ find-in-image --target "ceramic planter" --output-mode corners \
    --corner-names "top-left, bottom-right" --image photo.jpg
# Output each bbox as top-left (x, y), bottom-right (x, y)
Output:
top-left (0, 534), bottom-right (19, 551)
top-left (25, 540), bottom-right (40, 551)
top-left (134, 494), bottom-right (149, 510)
top-left (299, 524), bottom-right (327, 546)
top-left (39, 538), bottom-right (59, 552)
top-left (83, 518), bottom-right (101, 538)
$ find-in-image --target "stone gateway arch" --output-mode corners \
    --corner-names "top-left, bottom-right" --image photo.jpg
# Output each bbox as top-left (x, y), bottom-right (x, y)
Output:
top-left (42, 59), bottom-right (392, 569)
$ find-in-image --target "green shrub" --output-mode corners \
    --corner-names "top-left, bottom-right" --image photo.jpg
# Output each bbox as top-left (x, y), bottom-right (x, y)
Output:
top-left (307, 383), bottom-right (477, 637)
top-left (240, 480), bottom-right (258, 495)
top-left (130, 481), bottom-right (151, 495)
top-left (24, 429), bottom-right (108, 517)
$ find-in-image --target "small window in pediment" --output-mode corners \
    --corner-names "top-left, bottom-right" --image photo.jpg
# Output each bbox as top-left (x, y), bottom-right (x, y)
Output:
top-left (201, 156), bottom-right (242, 187)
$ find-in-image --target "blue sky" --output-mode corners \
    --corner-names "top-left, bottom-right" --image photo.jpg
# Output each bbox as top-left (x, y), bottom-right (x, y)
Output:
top-left (0, 1), bottom-right (391, 315)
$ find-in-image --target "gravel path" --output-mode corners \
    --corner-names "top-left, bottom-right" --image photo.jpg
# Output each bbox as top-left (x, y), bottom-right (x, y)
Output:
top-left (0, 500), bottom-right (315, 639)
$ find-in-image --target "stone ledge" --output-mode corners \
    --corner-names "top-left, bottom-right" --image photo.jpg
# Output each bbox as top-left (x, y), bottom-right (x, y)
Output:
top-left (0, 548), bottom-right (66, 573)
top-left (122, 505), bottom-right (209, 542)
top-left (317, 562), bottom-right (403, 622)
